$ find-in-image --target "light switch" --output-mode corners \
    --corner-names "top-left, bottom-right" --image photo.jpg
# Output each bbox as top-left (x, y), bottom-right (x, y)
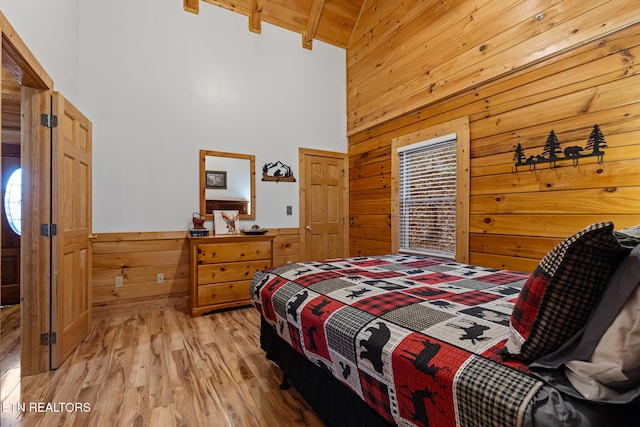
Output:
top-left (286, 205), bottom-right (292, 215)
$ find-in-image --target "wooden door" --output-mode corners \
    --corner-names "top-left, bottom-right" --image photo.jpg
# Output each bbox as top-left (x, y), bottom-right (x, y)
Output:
top-left (20, 86), bottom-right (53, 375)
top-left (299, 149), bottom-right (348, 261)
top-left (51, 92), bottom-right (93, 368)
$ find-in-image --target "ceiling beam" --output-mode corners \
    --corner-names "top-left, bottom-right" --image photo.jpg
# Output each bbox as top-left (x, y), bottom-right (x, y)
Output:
top-left (302, 0), bottom-right (325, 50)
top-left (249, 0), bottom-right (265, 34)
top-left (347, 0), bottom-right (367, 49)
top-left (184, 0), bottom-right (200, 14)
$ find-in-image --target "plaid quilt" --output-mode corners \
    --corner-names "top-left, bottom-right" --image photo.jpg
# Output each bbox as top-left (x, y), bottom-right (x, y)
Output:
top-left (250, 255), bottom-right (543, 427)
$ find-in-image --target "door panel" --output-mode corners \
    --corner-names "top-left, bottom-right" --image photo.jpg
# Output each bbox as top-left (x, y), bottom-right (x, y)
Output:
top-left (51, 92), bottom-right (92, 368)
top-left (20, 86), bottom-right (53, 375)
top-left (300, 149), bottom-right (348, 261)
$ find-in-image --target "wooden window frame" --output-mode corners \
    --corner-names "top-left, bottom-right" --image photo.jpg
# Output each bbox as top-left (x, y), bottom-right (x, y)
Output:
top-left (391, 117), bottom-right (470, 263)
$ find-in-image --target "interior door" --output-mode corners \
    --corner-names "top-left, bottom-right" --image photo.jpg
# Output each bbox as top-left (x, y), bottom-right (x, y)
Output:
top-left (299, 148), bottom-right (348, 261)
top-left (21, 87), bottom-right (53, 375)
top-left (50, 92), bottom-right (93, 368)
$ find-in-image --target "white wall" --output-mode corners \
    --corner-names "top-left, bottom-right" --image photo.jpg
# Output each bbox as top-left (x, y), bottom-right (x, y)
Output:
top-left (1, 0), bottom-right (80, 103)
top-left (2, 0), bottom-right (347, 232)
top-left (79, 1), bottom-right (346, 232)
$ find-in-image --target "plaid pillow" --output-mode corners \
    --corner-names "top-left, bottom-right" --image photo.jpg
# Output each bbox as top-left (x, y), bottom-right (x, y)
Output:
top-left (502, 222), bottom-right (639, 361)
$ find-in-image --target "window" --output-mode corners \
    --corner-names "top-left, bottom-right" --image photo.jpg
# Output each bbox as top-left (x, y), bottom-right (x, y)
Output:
top-left (398, 135), bottom-right (457, 258)
top-left (391, 117), bottom-right (470, 262)
top-left (4, 167), bottom-right (22, 236)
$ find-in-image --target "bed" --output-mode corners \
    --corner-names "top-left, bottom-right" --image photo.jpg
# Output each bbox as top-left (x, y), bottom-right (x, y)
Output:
top-left (249, 222), bottom-right (640, 426)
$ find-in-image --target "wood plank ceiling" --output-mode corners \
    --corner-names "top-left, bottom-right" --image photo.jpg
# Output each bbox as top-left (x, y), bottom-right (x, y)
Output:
top-left (183, 0), bottom-right (366, 49)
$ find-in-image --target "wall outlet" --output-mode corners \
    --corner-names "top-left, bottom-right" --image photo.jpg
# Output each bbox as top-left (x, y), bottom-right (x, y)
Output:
top-left (114, 276), bottom-right (123, 288)
top-left (156, 273), bottom-right (165, 284)
top-left (286, 205), bottom-right (292, 215)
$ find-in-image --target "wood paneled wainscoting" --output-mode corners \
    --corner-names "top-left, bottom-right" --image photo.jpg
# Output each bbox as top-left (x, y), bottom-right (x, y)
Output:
top-left (91, 228), bottom-right (300, 319)
top-left (348, 22), bottom-right (640, 272)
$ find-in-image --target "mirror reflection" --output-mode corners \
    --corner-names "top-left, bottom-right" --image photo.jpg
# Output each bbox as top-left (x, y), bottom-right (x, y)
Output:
top-left (199, 150), bottom-right (256, 220)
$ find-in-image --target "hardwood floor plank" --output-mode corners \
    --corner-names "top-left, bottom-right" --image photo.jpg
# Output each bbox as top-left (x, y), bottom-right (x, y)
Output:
top-left (0, 305), bottom-right (325, 426)
top-left (1, 304), bottom-right (21, 401)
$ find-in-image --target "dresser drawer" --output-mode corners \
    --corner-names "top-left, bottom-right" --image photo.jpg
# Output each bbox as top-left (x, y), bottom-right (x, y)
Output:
top-left (197, 260), bottom-right (270, 285)
top-left (197, 280), bottom-right (251, 306)
top-left (188, 235), bottom-right (274, 317)
top-left (196, 241), bottom-right (272, 264)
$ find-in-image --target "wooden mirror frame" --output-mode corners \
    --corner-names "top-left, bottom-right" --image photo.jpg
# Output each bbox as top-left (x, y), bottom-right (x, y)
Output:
top-left (199, 150), bottom-right (256, 220)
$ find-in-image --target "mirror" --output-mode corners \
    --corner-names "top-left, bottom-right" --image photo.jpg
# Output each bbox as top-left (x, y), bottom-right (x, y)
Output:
top-left (199, 150), bottom-right (256, 220)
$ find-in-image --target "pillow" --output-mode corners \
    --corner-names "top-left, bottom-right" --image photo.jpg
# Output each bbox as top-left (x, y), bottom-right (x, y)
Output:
top-left (527, 244), bottom-right (640, 403)
top-left (502, 222), bottom-right (638, 361)
top-left (617, 224), bottom-right (640, 239)
top-left (564, 249), bottom-right (640, 400)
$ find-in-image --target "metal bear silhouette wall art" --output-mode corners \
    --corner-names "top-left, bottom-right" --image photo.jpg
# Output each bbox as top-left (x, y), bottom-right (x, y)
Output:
top-left (513, 124), bottom-right (606, 173)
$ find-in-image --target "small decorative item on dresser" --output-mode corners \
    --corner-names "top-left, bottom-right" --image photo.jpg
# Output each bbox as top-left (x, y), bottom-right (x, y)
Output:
top-left (242, 224), bottom-right (268, 235)
top-left (213, 210), bottom-right (240, 234)
top-left (192, 212), bottom-right (206, 229)
top-left (189, 212), bottom-right (210, 236)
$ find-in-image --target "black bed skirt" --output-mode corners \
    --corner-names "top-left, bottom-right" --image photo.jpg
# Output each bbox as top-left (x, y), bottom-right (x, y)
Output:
top-left (260, 317), bottom-right (392, 427)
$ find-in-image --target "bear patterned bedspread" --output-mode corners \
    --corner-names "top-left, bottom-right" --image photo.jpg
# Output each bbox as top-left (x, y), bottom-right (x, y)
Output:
top-left (250, 255), bottom-right (543, 427)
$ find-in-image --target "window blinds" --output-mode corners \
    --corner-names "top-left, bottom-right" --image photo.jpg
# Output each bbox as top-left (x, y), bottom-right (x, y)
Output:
top-left (398, 134), bottom-right (457, 258)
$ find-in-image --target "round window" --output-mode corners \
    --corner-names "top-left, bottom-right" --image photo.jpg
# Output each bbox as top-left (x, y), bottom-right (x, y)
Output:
top-left (4, 167), bottom-right (22, 236)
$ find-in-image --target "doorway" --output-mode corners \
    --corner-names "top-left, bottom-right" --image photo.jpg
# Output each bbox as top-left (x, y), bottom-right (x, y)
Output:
top-left (1, 68), bottom-right (21, 305)
top-left (298, 148), bottom-right (349, 261)
top-left (0, 66), bottom-right (22, 390)
top-left (0, 12), bottom-right (93, 378)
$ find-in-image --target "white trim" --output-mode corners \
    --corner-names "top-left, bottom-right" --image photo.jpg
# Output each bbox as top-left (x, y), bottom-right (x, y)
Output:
top-left (399, 248), bottom-right (455, 260)
top-left (396, 132), bottom-right (457, 153)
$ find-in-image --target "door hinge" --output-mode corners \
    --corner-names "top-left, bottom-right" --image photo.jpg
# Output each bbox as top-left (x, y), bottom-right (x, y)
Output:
top-left (40, 114), bottom-right (58, 128)
top-left (40, 332), bottom-right (57, 345)
top-left (40, 223), bottom-right (58, 237)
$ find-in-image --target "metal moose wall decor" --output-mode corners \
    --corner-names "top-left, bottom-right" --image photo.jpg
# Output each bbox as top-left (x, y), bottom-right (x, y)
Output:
top-left (513, 124), bottom-right (606, 173)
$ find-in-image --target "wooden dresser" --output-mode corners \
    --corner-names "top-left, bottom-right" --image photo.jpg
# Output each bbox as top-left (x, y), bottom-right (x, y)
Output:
top-left (188, 234), bottom-right (274, 317)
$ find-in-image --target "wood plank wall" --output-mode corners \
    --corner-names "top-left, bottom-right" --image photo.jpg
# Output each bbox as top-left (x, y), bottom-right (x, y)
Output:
top-left (347, 0), bottom-right (640, 136)
top-left (348, 19), bottom-right (640, 272)
top-left (91, 228), bottom-right (300, 319)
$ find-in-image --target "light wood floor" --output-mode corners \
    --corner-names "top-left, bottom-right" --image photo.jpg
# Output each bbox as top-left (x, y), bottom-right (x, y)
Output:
top-left (0, 305), bottom-right (324, 426)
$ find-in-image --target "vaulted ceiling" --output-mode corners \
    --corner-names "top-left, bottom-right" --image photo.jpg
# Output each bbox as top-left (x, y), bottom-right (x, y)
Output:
top-left (2, 1), bottom-right (366, 144)
top-left (183, 0), bottom-right (366, 49)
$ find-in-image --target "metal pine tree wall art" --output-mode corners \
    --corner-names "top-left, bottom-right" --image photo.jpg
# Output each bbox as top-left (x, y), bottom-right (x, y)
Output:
top-left (513, 124), bottom-right (607, 173)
